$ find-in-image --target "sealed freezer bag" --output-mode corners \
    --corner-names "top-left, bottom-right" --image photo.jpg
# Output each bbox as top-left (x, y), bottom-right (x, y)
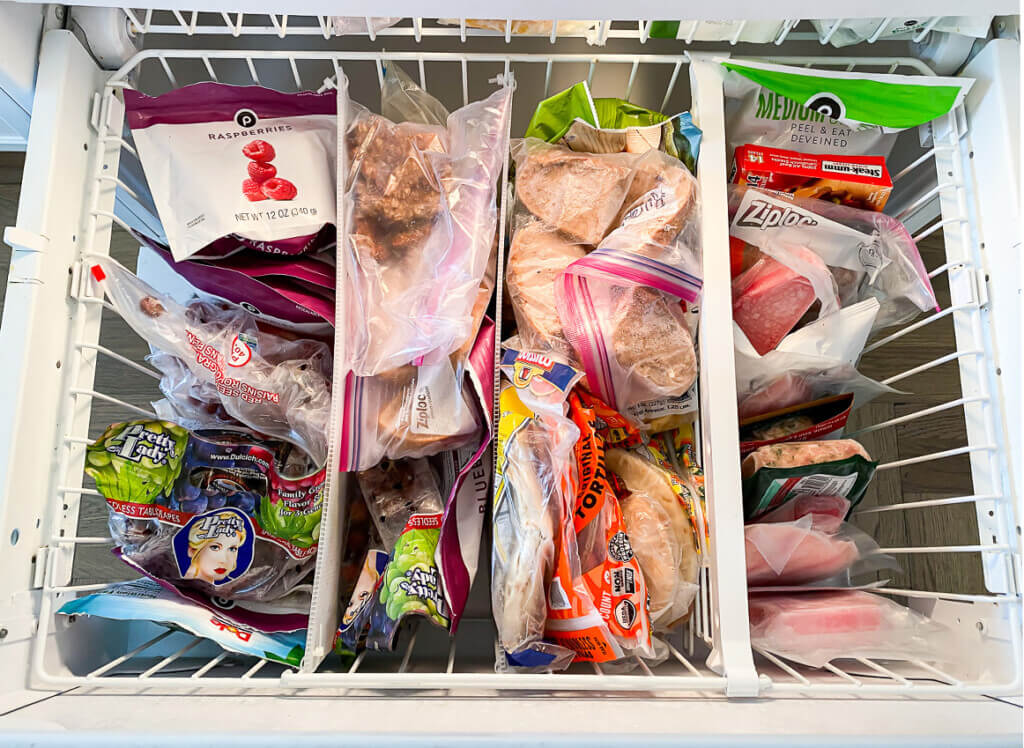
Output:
top-left (89, 256), bottom-right (332, 465)
top-left (748, 590), bottom-right (953, 667)
top-left (721, 59), bottom-right (973, 159)
top-left (340, 66), bottom-right (511, 375)
top-left (745, 514), bottom-right (895, 587)
top-left (124, 83), bottom-right (336, 262)
top-left (742, 440), bottom-right (877, 520)
top-left (493, 372), bottom-right (622, 670)
top-left (58, 578), bottom-right (307, 667)
top-left (730, 187), bottom-right (938, 335)
top-left (88, 420), bottom-right (323, 602)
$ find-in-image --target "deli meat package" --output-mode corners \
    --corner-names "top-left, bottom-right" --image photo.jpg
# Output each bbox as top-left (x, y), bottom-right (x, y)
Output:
top-left (748, 591), bottom-right (953, 668)
top-left (124, 83), bottom-right (337, 262)
top-left (728, 185), bottom-right (938, 356)
top-left (340, 65), bottom-right (511, 376)
top-left (507, 138), bottom-right (703, 425)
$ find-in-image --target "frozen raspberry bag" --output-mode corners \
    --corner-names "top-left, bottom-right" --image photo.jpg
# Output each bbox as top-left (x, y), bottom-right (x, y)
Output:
top-left (124, 83), bottom-right (336, 261)
top-left (340, 65), bottom-right (512, 375)
top-left (87, 420), bottom-right (323, 602)
top-left (89, 256), bottom-right (332, 464)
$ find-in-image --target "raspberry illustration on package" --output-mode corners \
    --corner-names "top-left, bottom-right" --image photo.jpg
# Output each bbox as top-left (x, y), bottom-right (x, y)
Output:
top-left (242, 178), bottom-right (267, 202)
top-left (242, 139), bottom-right (276, 162)
top-left (261, 177), bottom-right (298, 201)
top-left (247, 161), bottom-right (277, 182)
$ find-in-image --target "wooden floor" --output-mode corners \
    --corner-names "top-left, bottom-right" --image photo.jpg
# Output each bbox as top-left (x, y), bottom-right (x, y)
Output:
top-left (0, 151), bottom-right (984, 593)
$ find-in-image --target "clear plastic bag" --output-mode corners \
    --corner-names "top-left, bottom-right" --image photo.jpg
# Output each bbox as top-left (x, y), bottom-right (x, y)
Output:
top-left (438, 19), bottom-right (604, 44)
top-left (746, 514), bottom-right (895, 587)
top-left (748, 590), bottom-right (953, 667)
top-left (730, 187), bottom-right (938, 332)
top-left (340, 66), bottom-right (511, 375)
top-left (331, 17), bottom-right (402, 35)
top-left (89, 256), bottom-right (332, 464)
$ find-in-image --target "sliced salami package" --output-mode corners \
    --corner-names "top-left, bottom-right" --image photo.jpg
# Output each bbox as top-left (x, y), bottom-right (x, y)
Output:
top-left (124, 83), bottom-right (337, 261)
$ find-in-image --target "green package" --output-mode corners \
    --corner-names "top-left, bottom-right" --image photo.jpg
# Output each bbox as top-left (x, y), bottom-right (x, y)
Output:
top-left (743, 454), bottom-right (878, 521)
top-left (721, 59), bottom-right (974, 132)
top-left (524, 81), bottom-right (702, 172)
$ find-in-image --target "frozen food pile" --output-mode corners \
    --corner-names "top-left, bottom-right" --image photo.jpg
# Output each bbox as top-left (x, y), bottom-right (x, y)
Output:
top-left (495, 82), bottom-right (707, 670)
top-left (60, 57), bottom-right (970, 676)
top-left (64, 65), bottom-right (511, 666)
top-left (724, 59), bottom-right (970, 668)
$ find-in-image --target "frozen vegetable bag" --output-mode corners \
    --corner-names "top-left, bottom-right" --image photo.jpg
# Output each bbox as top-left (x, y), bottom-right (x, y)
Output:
top-left (339, 64), bottom-right (512, 376)
top-left (124, 83), bottom-right (337, 261)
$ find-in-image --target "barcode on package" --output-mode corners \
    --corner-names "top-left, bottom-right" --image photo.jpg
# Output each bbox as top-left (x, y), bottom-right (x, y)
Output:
top-left (821, 160), bottom-right (883, 179)
top-left (788, 473), bottom-right (858, 499)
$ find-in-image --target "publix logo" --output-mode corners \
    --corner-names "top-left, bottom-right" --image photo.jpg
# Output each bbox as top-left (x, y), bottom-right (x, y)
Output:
top-left (234, 108), bottom-right (258, 128)
top-left (736, 199), bottom-right (818, 230)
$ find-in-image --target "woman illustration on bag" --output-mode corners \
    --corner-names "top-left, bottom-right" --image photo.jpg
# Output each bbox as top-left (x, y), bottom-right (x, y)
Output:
top-left (176, 509), bottom-right (254, 585)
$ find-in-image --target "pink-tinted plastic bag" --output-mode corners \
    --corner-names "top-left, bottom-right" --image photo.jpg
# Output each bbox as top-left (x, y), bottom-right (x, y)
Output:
top-left (340, 66), bottom-right (511, 375)
top-left (748, 590), bottom-right (952, 667)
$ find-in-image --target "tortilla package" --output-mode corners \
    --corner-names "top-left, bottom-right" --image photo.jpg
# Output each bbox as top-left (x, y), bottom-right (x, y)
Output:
top-left (88, 419), bottom-right (323, 602)
top-left (124, 83), bottom-right (337, 261)
top-left (568, 392), bottom-right (653, 656)
top-left (89, 256), bottom-right (332, 464)
top-left (340, 64), bottom-right (511, 376)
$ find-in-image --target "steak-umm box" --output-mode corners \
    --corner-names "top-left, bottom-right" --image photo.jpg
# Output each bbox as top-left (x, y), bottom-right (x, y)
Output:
top-left (731, 144), bottom-right (892, 212)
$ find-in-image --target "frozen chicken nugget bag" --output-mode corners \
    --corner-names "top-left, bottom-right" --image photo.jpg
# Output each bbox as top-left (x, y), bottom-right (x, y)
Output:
top-left (493, 363), bottom-right (622, 670)
top-left (568, 392), bottom-right (653, 657)
top-left (340, 66), bottom-right (511, 375)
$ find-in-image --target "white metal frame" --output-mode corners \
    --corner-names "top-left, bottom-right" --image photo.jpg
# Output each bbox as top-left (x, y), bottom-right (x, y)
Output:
top-left (0, 27), bottom-right (1020, 700)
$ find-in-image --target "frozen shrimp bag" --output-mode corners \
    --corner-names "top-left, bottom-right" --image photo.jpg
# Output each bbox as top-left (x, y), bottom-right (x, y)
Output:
top-left (88, 420), bottom-right (323, 602)
top-left (730, 186), bottom-right (938, 334)
top-left (124, 83), bottom-right (336, 262)
top-left (493, 363), bottom-right (622, 670)
top-left (748, 590), bottom-right (953, 668)
top-left (340, 65), bottom-right (511, 375)
top-left (89, 256), bottom-right (332, 465)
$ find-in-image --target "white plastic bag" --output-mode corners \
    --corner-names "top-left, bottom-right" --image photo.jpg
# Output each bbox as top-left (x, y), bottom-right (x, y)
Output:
top-left (331, 17), bottom-right (402, 35)
top-left (812, 17), bottom-right (992, 47)
top-left (89, 256), bottom-right (331, 464)
top-left (340, 66), bottom-right (512, 375)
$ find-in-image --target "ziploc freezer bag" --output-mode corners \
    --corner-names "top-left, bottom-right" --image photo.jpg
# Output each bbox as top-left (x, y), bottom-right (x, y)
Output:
top-left (721, 58), bottom-right (973, 158)
top-left (89, 256), bottom-right (332, 465)
top-left (340, 64), bottom-right (511, 376)
top-left (58, 578), bottom-right (307, 666)
top-left (88, 420), bottom-right (323, 602)
top-left (124, 83), bottom-right (337, 262)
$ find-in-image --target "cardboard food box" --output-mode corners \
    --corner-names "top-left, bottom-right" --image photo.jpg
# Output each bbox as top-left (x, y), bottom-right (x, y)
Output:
top-left (731, 145), bottom-right (892, 212)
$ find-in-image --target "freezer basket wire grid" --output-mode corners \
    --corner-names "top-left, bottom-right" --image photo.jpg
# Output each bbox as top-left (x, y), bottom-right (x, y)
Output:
top-left (3, 31), bottom-right (1020, 698)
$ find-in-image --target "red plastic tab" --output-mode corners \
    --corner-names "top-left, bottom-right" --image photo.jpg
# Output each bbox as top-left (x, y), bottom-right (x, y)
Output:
top-left (90, 264), bottom-right (106, 282)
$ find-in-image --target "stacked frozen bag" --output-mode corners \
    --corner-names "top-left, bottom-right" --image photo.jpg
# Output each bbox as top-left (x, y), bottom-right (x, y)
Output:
top-left (494, 83), bottom-right (707, 670)
top-left (723, 60), bottom-right (969, 668)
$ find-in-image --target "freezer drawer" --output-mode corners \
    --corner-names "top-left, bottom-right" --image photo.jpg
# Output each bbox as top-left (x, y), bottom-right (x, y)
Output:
top-left (0, 11), bottom-right (1019, 735)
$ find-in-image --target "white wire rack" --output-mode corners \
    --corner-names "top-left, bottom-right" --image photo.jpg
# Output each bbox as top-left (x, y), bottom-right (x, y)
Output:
top-left (116, 11), bottom-right (957, 46)
top-left (3, 31), bottom-right (1020, 698)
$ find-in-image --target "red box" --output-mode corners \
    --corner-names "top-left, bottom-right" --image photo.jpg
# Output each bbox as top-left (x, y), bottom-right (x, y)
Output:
top-left (731, 145), bottom-right (892, 212)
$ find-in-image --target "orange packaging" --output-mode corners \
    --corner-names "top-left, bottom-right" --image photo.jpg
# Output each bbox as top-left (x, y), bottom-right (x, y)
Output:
top-left (566, 393), bottom-right (653, 657)
top-left (732, 144), bottom-right (892, 212)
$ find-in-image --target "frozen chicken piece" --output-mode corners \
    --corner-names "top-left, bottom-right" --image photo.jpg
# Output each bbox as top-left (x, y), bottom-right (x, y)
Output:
top-left (742, 440), bottom-right (871, 478)
top-left (745, 522), bottom-right (860, 586)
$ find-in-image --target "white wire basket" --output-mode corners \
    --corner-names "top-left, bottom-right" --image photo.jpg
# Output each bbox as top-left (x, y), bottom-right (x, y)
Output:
top-left (0, 26), bottom-right (1019, 699)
